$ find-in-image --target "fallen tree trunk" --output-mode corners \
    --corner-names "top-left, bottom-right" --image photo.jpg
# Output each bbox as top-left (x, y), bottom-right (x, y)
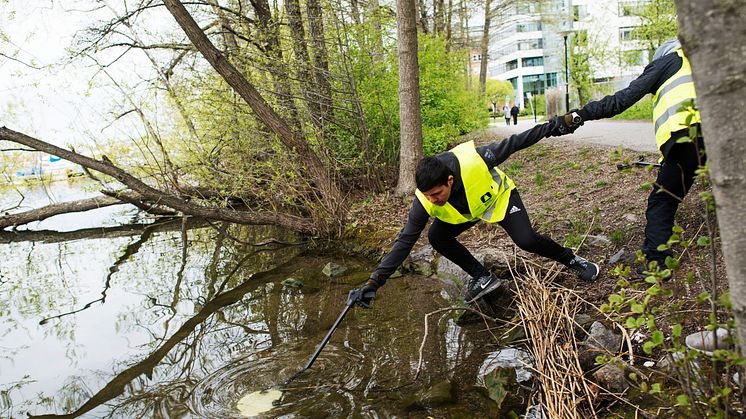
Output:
top-left (0, 195), bottom-right (124, 230)
top-left (0, 127), bottom-right (317, 233)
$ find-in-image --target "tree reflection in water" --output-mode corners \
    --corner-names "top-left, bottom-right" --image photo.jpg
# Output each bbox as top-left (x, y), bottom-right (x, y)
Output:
top-left (2, 220), bottom-right (501, 418)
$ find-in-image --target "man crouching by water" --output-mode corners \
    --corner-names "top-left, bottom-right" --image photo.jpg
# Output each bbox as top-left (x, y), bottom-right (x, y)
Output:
top-left (348, 115), bottom-right (599, 308)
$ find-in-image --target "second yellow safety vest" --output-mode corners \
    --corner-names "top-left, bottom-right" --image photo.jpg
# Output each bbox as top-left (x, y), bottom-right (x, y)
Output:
top-left (652, 49), bottom-right (701, 157)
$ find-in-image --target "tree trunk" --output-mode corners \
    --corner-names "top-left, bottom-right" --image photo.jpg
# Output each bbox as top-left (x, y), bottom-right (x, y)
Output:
top-left (394, 0), bottom-right (423, 196)
top-left (368, 0), bottom-right (385, 63)
top-left (285, 0), bottom-right (324, 131)
top-left (479, 0), bottom-right (492, 95)
top-left (0, 127), bottom-right (318, 233)
top-left (307, 0), bottom-right (334, 134)
top-left (674, 0), bottom-right (746, 363)
top-left (0, 195), bottom-right (122, 230)
top-left (434, 0), bottom-right (445, 35)
top-left (161, 0), bottom-right (345, 224)
top-left (445, 0), bottom-right (453, 51)
top-left (417, 0), bottom-right (429, 33)
top-left (250, 0), bottom-right (301, 124)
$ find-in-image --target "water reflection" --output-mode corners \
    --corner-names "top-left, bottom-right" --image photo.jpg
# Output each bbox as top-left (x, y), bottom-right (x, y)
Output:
top-left (1, 182), bottom-right (501, 418)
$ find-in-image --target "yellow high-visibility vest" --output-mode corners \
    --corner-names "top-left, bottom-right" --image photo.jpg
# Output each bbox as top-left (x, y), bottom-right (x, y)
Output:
top-left (652, 49), bottom-right (701, 157)
top-left (415, 141), bottom-right (515, 224)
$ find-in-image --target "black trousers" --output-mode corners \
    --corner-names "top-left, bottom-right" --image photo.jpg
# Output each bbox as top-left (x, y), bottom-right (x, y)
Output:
top-left (643, 137), bottom-right (706, 262)
top-left (512, 114), bottom-right (518, 125)
top-left (427, 189), bottom-right (574, 279)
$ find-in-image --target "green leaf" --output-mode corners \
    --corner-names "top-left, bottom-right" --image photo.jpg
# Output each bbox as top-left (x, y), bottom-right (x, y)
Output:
top-left (696, 291), bottom-right (711, 303)
top-left (650, 383), bottom-right (662, 394)
top-left (665, 256), bottom-right (679, 269)
top-left (672, 324), bottom-right (682, 338)
top-left (636, 317), bottom-right (646, 328)
top-left (676, 394), bottom-right (690, 406)
top-left (643, 341), bottom-right (655, 354)
top-left (608, 294), bottom-right (623, 305)
top-left (697, 236), bottom-right (711, 247)
top-left (631, 303), bottom-right (645, 314)
top-left (651, 331), bottom-right (664, 345)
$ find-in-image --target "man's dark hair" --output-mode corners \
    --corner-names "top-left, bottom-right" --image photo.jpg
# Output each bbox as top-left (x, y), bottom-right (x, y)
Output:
top-left (416, 156), bottom-right (451, 191)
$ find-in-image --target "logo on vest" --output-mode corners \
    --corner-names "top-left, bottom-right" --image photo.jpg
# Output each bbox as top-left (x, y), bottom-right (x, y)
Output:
top-left (480, 192), bottom-right (493, 203)
top-left (509, 205), bottom-right (521, 214)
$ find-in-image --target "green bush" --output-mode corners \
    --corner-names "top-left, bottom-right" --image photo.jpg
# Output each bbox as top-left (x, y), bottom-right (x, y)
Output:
top-left (611, 95), bottom-right (653, 120)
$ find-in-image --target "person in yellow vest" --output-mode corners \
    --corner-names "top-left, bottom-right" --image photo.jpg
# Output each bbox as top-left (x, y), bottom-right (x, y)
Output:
top-left (348, 117), bottom-right (599, 308)
top-left (561, 39), bottom-right (703, 277)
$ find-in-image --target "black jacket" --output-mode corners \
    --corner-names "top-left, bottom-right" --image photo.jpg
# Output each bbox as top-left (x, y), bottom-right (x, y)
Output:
top-left (576, 51), bottom-right (687, 157)
top-left (369, 121), bottom-right (556, 285)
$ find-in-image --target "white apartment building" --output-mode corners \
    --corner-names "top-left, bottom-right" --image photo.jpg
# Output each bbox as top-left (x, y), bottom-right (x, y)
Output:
top-left (486, 0), bottom-right (650, 111)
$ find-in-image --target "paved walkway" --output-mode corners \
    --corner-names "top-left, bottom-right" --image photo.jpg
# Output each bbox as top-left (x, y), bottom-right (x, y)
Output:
top-left (485, 117), bottom-right (657, 153)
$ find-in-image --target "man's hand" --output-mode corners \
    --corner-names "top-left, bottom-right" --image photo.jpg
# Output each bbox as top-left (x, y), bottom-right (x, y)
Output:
top-left (549, 111), bottom-right (583, 136)
top-left (347, 280), bottom-right (379, 308)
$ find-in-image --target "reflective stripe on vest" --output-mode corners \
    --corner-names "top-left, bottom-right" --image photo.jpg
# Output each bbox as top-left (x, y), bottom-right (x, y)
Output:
top-left (652, 49), bottom-right (701, 156)
top-left (415, 141), bottom-right (515, 224)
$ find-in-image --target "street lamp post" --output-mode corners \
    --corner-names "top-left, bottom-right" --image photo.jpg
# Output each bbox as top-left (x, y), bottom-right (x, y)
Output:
top-left (563, 34), bottom-right (570, 113)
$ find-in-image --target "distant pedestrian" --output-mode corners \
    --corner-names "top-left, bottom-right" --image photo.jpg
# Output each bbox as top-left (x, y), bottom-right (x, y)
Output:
top-left (503, 104), bottom-right (511, 126)
top-left (511, 105), bottom-right (519, 125)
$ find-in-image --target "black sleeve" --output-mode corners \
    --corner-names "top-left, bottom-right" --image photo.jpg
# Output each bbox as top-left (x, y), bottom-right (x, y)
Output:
top-left (477, 120), bottom-right (556, 167)
top-left (369, 199), bottom-right (430, 286)
top-left (577, 57), bottom-right (670, 121)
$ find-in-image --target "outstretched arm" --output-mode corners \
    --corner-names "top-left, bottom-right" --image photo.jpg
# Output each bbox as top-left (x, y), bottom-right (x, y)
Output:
top-left (577, 53), bottom-right (680, 121)
top-left (477, 119), bottom-right (560, 167)
top-left (368, 199), bottom-right (429, 286)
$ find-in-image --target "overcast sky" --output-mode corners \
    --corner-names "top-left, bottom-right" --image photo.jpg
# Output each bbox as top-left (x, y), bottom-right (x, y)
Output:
top-left (0, 1), bottom-right (167, 149)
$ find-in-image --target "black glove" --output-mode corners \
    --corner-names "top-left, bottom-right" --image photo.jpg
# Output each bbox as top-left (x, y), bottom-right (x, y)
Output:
top-left (549, 111), bottom-right (583, 136)
top-left (347, 280), bottom-right (379, 308)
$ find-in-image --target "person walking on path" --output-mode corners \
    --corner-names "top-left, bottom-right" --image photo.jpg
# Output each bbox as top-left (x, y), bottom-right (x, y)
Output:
top-left (503, 103), bottom-right (511, 126)
top-left (561, 39), bottom-right (702, 275)
top-left (511, 104), bottom-right (519, 125)
top-left (348, 117), bottom-right (599, 308)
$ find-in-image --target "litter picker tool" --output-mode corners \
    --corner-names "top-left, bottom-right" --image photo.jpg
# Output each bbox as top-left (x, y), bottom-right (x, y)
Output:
top-left (616, 156), bottom-right (661, 170)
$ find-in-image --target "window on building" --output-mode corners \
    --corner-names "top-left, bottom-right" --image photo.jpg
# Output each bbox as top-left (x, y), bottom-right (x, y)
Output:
top-left (508, 77), bottom-right (518, 89)
top-left (522, 57), bottom-right (543, 67)
top-left (517, 22), bottom-right (542, 32)
top-left (516, 4), bottom-right (537, 14)
top-left (572, 5), bottom-right (588, 21)
top-left (517, 38), bottom-right (543, 50)
top-left (523, 74), bottom-right (545, 94)
top-left (618, 1), bottom-right (644, 16)
top-left (545, 72), bottom-right (557, 88)
top-left (619, 26), bottom-right (639, 42)
top-left (506, 60), bottom-right (518, 71)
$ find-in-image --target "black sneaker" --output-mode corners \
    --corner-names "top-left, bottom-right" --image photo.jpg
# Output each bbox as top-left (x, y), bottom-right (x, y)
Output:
top-left (464, 272), bottom-right (504, 303)
top-left (636, 260), bottom-right (671, 281)
top-left (567, 255), bottom-right (599, 281)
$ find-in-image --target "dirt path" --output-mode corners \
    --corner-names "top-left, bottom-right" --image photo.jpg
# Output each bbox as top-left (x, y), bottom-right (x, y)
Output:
top-left (483, 118), bottom-right (657, 153)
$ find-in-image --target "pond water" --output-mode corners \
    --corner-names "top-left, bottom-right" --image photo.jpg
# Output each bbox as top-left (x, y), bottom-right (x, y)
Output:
top-left (1, 180), bottom-right (504, 418)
